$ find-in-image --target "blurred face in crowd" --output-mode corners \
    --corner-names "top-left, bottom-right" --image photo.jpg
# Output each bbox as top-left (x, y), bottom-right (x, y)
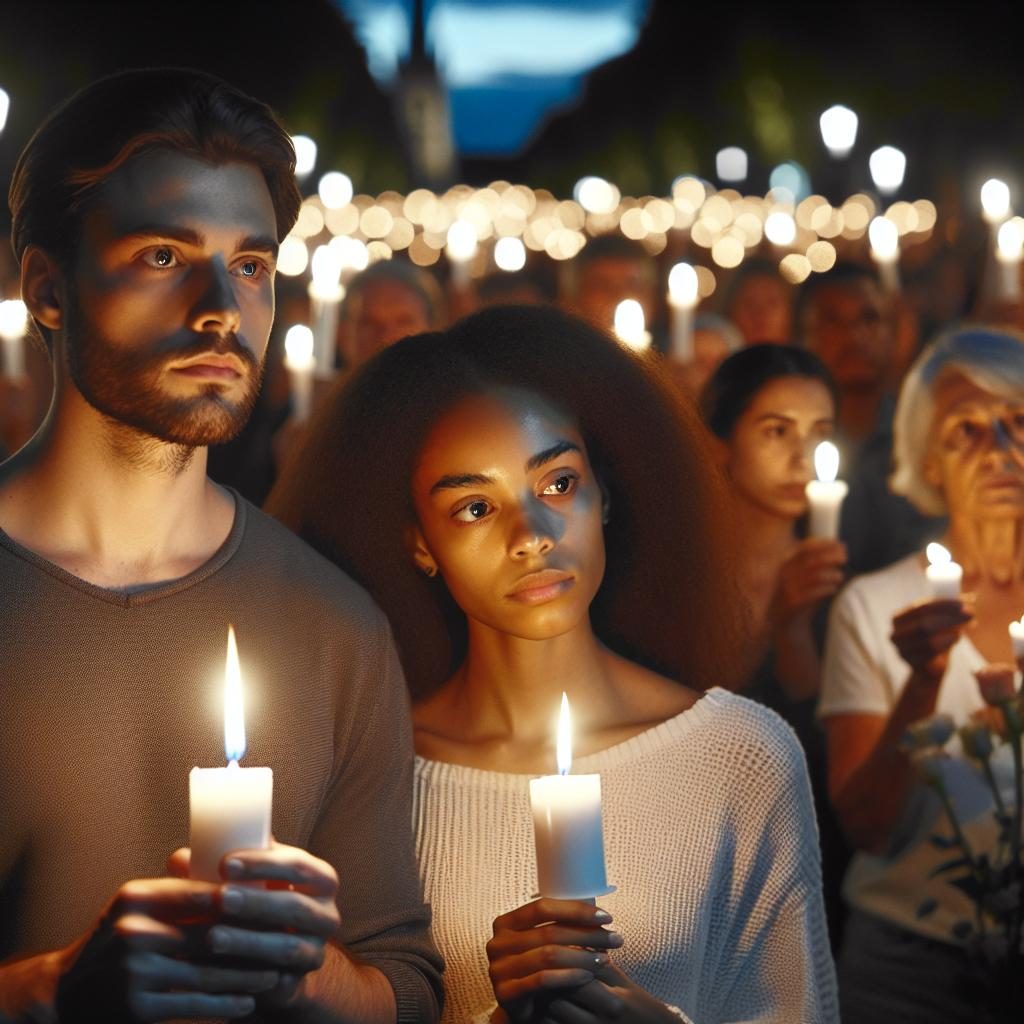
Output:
top-left (340, 278), bottom-right (432, 367)
top-left (62, 150), bottom-right (277, 446)
top-left (720, 376), bottom-right (836, 520)
top-left (803, 279), bottom-right (892, 393)
top-left (574, 256), bottom-right (656, 333)
top-left (410, 387), bottom-right (606, 642)
top-left (924, 371), bottom-right (1024, 521)
top-left (729, 273), bottom-right (792, 345)
top-left (685, 327), bottom-right (734, 396)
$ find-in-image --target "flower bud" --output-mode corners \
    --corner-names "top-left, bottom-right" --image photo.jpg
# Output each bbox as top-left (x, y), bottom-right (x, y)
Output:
top-left (958, 720), bottom-right (994, 761)
top-left (975, 664), bottom-right (1018, 706)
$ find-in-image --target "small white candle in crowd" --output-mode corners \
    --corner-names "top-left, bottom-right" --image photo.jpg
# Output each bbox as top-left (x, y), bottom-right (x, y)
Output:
top-left (190, 626), bottom-right (273, 883)
top-left (980, 178), bottom-right (1011, 225)
top-left (996, 218), bottom-right (1023, 301)
top-left (868, 217), bottom-right (900, 294)
top-left (667, 262), bottom-right (699, 362)
top-left (529, 693), bottom-right (612, 900)
top-left (805, 441), bottom-right (848, 539)
top-left (1009, 613), bottom-right (1024, 660)
top-left (925, 542), bottom-right (963, 600)
top-left (613, 299), bottom-right (651, 351)
top-left (0, 298), bottom-right (28, 380)
top-left (308, 245), bottom-right (345, 379)
top-left (446, 220), bottom-right (478, 289)
top-left (284, 324), bottom-right (316, 423)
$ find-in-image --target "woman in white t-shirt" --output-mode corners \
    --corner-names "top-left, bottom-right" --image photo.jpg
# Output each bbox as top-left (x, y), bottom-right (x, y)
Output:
top-left (270, 306), bottom-right (838, 1024)
top-left (819, 325), bottom-right (1024, 1022)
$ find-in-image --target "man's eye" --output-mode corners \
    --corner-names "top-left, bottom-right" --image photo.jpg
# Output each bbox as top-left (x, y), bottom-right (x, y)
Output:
top-left (142, 247), bottom-right (178, 269)
top-left (453, 499), bottom-right (491, 523)
top-left (542, 473), bottom-right (577, 496)
top-left (237, 260), bottom-right (264, 279)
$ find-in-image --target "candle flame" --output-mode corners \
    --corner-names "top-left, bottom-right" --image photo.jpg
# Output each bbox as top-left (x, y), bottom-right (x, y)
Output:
top-left (997, 219), bottom-right (1023, 260)
top-left (224, 626), bottom-right (246, 764)
top-left (926, 542), bottom-right (952, 567)
top-left (668, 262), bottom-right (699, 306)
top-left (284, 324), bottom-right (315, 370)
top-left (814, 441), bottom-right (840, 483)
top-left (614, 299), bottom-right (649, 349)
top-left (556, 692), bottom-right (572, 776)
top-left (868, 216), bottom-right (899, 260)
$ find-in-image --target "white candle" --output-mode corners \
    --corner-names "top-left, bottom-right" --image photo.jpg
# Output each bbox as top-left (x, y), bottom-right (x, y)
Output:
top-left (308, 245), bottom-right (344, 380)
top-left (613, 299), bottom-right (651, 351)
top-left (0, 299), bottom-right (28, 380)
top-left (925, 542), bottom-right (963, 600)
top-left (529, 694), bottom-right (612, 900)
top-left (667, 262), bottom-right (699, 362)
top-left (996, 219), bottom-right (1023, 301)
top-left (190, 626), bottom-right (272, 882)
top-left (446, 220), bottom-right (478, 289)
top-left (805, 441), bottom-right (848, 539)
top-left (1009, 614), bottom-right (1024, 660)
top-left (284, 325), bottom-right (316, 423)
top-left (868, 217), bottom-right (900, 294)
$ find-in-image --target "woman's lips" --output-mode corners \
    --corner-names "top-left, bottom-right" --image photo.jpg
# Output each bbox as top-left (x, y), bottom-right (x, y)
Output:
top-left (507, 569), bottom-right (575, 603)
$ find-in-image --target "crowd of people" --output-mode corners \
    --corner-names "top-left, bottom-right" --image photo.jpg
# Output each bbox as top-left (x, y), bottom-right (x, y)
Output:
top-left (2, 66), bottom-right (1023, 1024)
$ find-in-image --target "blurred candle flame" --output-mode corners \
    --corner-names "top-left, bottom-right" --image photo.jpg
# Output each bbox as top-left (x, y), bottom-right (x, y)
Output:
top-left (224, 626), bottom-right (246, 765)
top-left (814, 441), bottom-right (840, 483)
top-left (926, 542), bottom-right (952, 567)
top-left (557, 692), bottom-right (572, 776)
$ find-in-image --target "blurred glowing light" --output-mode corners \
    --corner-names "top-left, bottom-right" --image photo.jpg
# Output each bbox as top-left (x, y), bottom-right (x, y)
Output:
top-left (672, 176), bottom-right (707, 213)
top-left (695, 265), bottom-right (717, 299)
top-left (997, 218), bottom-right (1024, 260)
top-left (276, 236), bottom-right (309, 277)
top-left (779, 253), bottom-right (812, 284)
top-left (494, 236), bottom-right (527, 272)
top-left (819, 105), bottom-right (858, 157)
top-left (310, 244), bottom-right (344, 298)
top-left (328, 235), bottom-right (369, 273)
top-left (574, 176), bottom-right (620, 215)
top-left (0, 88), bottom-right (9, 133)
top-left (981, 178), bottom-right (1012, 223)
top-left (0, 299), bottom-right (28, 340)
top-left (764, 210), bottom-right (797, 246)
top-left (293, 202), bottom-right (325, 239)
top-left (284, 325), bottom-right (315, 369)
top-left (869, 146), bottom-right (906, 195)
top-left (446, 220), bottom-right (478, 263)
top-left (711, 235), bottom-right (744, 269)
top-left (360, 206), bottom-right (394, 238)
top-left (613, 299), bottom-right (650, 350)
top-left (806, 240), bottom-right (837, 273)
top-left (868, 217), bottom-right (899, 261)
top-left (291, 135), bottom-right (317, 177)
top-left (769, 162), bottom-right (811, 202)
top-left (716, 147), bottom-right (748, 183)
top-left (668, 262), bottom-right (699, 307)
top-left (318, 172), bottom-right (354, 209)
top-left (912, 200), bottom-right (938, 233)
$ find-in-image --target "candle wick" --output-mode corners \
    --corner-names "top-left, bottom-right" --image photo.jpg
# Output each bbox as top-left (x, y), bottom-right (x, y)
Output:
top-left (228, 759), bottom-right (239, 769)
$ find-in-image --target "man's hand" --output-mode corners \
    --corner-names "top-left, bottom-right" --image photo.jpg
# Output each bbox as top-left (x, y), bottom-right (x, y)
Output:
top-left (168, 841), bottom-right (341, 1010)
top-left (486, 898), bottom-right (621, 1023)
top-left (54, 877), bottom-right (278, 1023)
top-left (890, 597), bottom-right (973, 682)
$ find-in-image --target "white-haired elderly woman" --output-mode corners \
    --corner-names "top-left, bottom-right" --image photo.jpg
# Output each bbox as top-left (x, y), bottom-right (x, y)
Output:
top-left (818, 325), bottom-right (1024, 1023)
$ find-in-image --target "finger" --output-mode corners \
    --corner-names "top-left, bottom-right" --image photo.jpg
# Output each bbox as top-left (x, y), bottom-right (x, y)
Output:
top-left (222, 845), bottom-right (337, 896)
top-left (207, 925), bottom-right (326, 973)
top-left (493, 899), bottom-right (612, 934)
top-left (125, 990), bottom-right (255, 1022)
top-left (113, 880), bottom-right (219, 924)
top-left (167, 848), bottom-right (191, 879)
top-left (494, 968), bottom-right (595, 1004)
top-left (544, 997), bottom-right (599, 1024)
top-left (553, 978), bottom-right (624, 1016)
top-left (219, 886), bottom-right (339, 937)
top-left (127, 949), bottom-right (279, 994)
top-left (488, 924), bottom-right (623, 958)
top-left (490, 948), bottom-right (610, 983)
top-left (113, 914), bottom-right (188, 957)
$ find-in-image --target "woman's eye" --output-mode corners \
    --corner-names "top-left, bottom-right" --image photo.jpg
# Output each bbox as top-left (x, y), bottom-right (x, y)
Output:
top-left (542, 473), bottom-right (578, 496)
top-left (453, 499), bottom-right (491, 523)
top-left (950, 419), bottom-right (984, 447)
top-left (142, 247), bottom-right (178, 269)
top-left (765, 424), bottom-right (787, 439)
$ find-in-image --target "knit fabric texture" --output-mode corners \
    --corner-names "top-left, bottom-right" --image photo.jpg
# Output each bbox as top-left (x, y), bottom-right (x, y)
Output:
top-left (0, 495), bottom-right (443, 1022)
top-left (414, 688), bottom-right (838, 1023)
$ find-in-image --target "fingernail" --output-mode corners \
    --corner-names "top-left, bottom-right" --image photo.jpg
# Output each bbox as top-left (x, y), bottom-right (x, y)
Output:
top-left (225, 857), bottom-right (244, 879)
top-left (209, 928), bottom-right (228, 952)
top-left (594, 953), bottom-right (608, 966)
top-left (608, 931), bottom-right (624, 947)
top-left (594, 909), bottom-right (612, 922)
top-left (222, 887), bottom-right (243, 912)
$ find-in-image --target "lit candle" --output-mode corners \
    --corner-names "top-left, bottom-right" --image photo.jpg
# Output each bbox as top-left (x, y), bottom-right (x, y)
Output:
top-left (925, 542), bottom-right (963, 600)
top-left (868, 217), bottom-right (900, 294)
top-left (805, 441), bottom-right (848, 539)
top-left (667, 262), bottom-right (699, 362)
top-left (284, 325), bottom-right (316, 423)
top-left (1009, 613), bottom-right (1024, 660)
top-left (996, 219), bottom-right (1023, 302)
top-left (0, 299), bottom-right (28, 380)
top-left (446, 220), bottom-right (478, 289)
top-left (308, 245), bottom-right (344, 380)
top-left (613, 299), bottom-right (651, 351)
top-left (190, 627), bottom-right (272, 882)
top-left (529, 694), bottom-right (612, 900)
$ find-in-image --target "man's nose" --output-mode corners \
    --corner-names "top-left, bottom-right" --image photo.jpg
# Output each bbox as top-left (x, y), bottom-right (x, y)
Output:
top-left (189, 259), bottom-right (242, 337)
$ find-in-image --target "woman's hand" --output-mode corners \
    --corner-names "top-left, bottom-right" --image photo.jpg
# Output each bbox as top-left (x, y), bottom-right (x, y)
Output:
top-left (542, 964), bottom-right (683, 1023)
top-left (890, 598), bottom-right (973, 682)
top-left (486, 898), bottom-right (622, 1023)
top-left (772, 538), bottom-right (847, 631)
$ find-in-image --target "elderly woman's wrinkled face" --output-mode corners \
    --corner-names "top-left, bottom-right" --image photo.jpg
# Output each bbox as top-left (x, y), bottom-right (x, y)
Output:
top-left (925, 372), bottom-right (1024, 519)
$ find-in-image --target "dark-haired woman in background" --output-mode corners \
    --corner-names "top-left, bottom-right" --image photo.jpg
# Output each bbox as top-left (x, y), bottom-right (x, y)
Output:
top-left (700, 343), bottom-right (849, 946)
top-left (268, 307), bottom-right (837, 1024)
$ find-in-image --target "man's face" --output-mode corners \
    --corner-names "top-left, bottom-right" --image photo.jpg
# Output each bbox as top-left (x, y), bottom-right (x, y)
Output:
top-left (574, 257), bottom-right (655, 333)
top-left (804, 280), bottom-right (892, 392)
top-left (342, 279), bottom-right (431, 367)
top-left (65, 150), bottom-right (279, 447)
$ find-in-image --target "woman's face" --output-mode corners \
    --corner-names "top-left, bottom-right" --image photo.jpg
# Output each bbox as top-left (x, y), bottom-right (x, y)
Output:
top-left (723, 376), bottom-right (835, 520)
top-left (924, 372), bottom-right (1024, 521)
top-left (410, 387), bottom-right (606, 641)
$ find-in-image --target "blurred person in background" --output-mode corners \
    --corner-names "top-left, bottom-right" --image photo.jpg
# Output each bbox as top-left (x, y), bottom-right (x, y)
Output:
top-left (819, 326), bottom-right (1024, 1023)
top-left (723, 259), bottom-right (794, 346)
top-left (798, 262), bottom-right (944, 575)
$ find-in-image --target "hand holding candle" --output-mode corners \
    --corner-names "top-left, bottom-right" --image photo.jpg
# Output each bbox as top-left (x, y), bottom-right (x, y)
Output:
top-left (190, 626), bottom-right (272, 882)
top-left (805, 441), bottom-right (848, 540)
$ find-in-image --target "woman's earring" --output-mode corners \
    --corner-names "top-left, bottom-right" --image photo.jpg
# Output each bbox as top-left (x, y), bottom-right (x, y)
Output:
top-left (422, 564), bottom-right (438, 578)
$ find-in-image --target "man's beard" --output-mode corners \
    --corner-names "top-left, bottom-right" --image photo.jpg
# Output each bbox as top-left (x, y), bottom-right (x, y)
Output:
top-left (65, 300), bottom-right (264, 449)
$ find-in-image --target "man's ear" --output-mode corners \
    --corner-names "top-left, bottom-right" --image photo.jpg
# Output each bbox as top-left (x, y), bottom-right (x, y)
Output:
top-left (20, 246), bottom-right (64, 332)
top-left (404, 523), bottom-right (439, 578)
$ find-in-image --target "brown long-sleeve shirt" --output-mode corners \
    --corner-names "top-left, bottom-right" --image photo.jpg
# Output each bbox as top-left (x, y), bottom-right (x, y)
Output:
top-left (0, 494), bottom-right (442, 1022)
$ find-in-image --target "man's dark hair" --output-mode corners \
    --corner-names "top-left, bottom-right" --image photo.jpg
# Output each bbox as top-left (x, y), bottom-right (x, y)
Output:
top-left (9, 67), bottom-right (302, 270)
top-left (700, 342), bottom-right (838, 440)
top-left (340, 260), bottom-right (443, 325)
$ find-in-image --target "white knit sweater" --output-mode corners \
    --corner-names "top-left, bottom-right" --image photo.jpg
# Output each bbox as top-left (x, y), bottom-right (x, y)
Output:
top-left (413, 688), bottom-right (838, 1024)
